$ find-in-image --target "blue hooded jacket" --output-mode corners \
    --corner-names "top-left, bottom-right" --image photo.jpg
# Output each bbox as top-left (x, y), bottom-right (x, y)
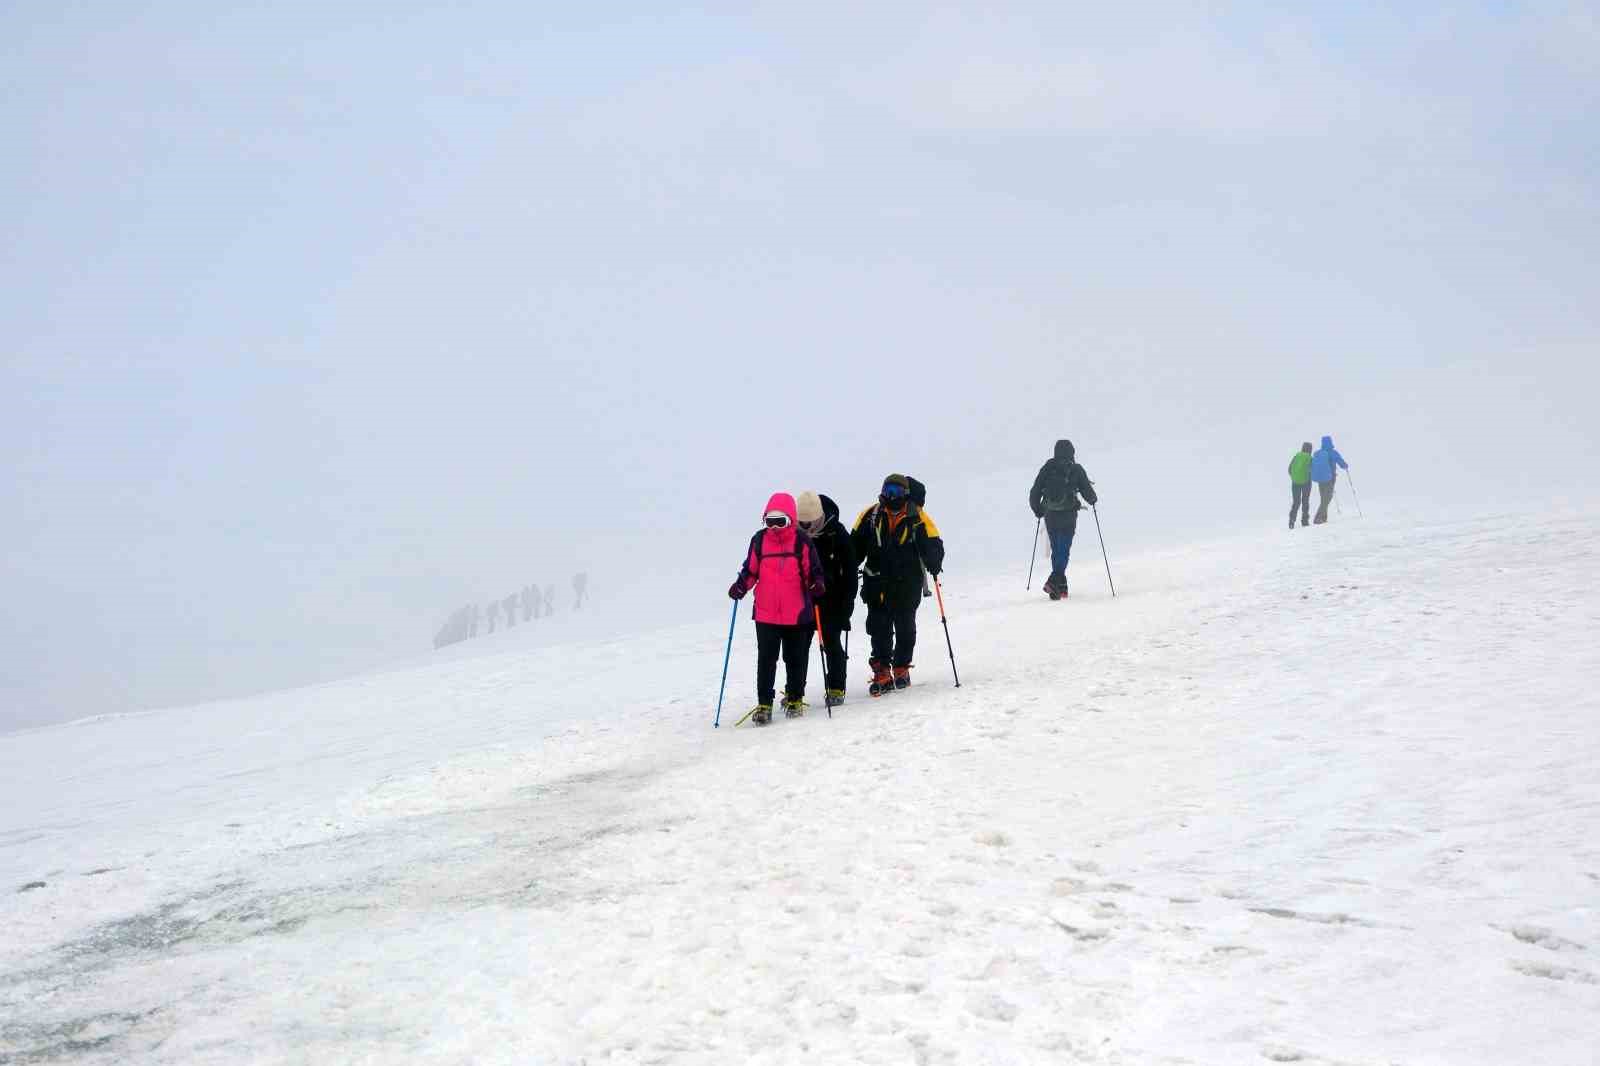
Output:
top-left (1310, 435), bottom-right (1347, 483)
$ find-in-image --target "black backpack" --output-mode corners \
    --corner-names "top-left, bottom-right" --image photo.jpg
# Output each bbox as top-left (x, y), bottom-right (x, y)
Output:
top-left (1039, 461), bottom-right (1077, 512)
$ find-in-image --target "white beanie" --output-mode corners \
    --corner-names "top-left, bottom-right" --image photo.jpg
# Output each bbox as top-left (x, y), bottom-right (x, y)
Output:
top-left (795, 491), bottom-right (824, 526)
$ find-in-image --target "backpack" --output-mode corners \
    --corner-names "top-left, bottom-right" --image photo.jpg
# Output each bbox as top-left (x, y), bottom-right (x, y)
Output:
top-left (754, 529), bottom-right (812, 583)
top-left (1039, 461), bottom-right (1077, 512)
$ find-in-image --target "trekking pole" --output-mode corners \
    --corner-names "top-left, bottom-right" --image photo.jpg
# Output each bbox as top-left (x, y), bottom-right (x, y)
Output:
top-left (1026, 516), bottom-right (1042, 590)
top-left (932, 577), bottom-right (961, 687)
top-left (1345, 471), bottom-right (1364, 517)
top-left (1091, 505), bottom-right (1117, 598)
top-left (813, 605), bottom-right (830, 719)
top-left (712, 598), bottom-right (738, 728)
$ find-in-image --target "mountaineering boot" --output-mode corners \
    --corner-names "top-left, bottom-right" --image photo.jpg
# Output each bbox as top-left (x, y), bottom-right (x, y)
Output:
top-left (869, 659), bottom-right (893, 698)
top-left (892, 665), bottom-right (911, 691)
top-left (782, 696), bottom-right (807, 718)
top-left (750, 703), bottom-right (772, 726)
top-left (824, 688), bottom-right (845, 708)
top-left (1043, 576), bottom-right (1061, 601)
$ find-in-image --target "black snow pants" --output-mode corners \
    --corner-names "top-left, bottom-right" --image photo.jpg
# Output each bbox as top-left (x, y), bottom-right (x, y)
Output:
top-left (866, 600), bottom-right (919, 669)
top-left (755, 621), bottom-right (812, 705)
top-left (1290, 482), bottom-right (1311, 527)
top-left (818, 620), bottom-right (849, 692)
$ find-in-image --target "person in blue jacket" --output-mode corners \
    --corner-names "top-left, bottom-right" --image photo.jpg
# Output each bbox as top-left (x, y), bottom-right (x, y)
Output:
top-left (1310, 435), bottom-right (1349, 525)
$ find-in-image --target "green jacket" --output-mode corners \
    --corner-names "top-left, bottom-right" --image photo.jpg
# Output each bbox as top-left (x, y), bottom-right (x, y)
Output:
top-left (1288, 452), bottom-right (1313, 485)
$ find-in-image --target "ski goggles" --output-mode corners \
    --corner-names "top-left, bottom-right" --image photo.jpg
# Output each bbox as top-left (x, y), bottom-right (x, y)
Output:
top-left (879, 482), bottom-right (909, 501)
top-left (764, 513), bottom-right (791, 528)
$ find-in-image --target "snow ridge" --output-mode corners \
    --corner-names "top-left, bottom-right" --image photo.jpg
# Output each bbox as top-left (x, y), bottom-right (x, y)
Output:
top-left (2, 508), bottom-right (1598, 1064)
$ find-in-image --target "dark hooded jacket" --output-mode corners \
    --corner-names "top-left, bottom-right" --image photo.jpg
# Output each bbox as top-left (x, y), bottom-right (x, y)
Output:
top-left (852, 479), bottom-right (945, 612)
top-left (1029, 440), bottom-right (1097, 529)
top-left (808, 494), bottom-right (859, 629)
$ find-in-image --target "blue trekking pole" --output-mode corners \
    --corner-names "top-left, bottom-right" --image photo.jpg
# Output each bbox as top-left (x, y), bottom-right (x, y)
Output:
top-left (712, 598), bottom-right (738, 728)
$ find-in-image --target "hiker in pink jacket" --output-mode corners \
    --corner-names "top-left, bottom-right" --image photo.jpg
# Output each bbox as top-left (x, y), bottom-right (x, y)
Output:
top-left (728, 492), bottom-right (827, 725)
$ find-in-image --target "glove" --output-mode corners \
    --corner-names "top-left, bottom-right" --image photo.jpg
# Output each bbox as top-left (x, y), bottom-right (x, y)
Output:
top-left (728, 580), bottom-right (746, 601)
top-left (1031, 505), bottom-right (1044, 519)
top-left (839, 617), bottom-right (851, 632)
top-left (927, 564), bottom-right (941, 578)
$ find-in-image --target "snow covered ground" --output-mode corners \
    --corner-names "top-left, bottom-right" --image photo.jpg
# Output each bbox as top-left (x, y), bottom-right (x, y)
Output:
top-left (3, 505), bottom-right (1598, 1064)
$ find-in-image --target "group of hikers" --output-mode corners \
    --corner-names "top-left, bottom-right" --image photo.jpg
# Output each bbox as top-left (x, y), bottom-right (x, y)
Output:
top-left (1287, 436), bottom-right (1351, 528)
top-left (431, 573), bottom-right (588, 650)
top-left (725, 434), bottom-right (1357, 724)
top-left (727, 474), bottom-right (946, 725)
top-left (727, 439), bottom-right (1101, 726)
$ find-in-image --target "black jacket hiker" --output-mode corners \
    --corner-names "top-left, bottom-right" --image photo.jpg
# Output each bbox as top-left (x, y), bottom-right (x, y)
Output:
top-left (1029, 440), bottom-right (1097, 595)
top-left (852, 474), bottom-right (946, 676)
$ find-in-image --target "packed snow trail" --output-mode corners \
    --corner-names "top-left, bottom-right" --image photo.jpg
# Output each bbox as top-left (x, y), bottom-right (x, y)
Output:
top-left (2, 508), bottom-right (1597, 1064)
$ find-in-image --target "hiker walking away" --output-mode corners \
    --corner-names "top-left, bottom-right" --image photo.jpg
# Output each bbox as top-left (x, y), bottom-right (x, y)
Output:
top-left (728, 493), bottom-right (827, 725)
top-left (797, 491), bottom-right (858, 708)
top-left (1310, 435), bottom-right (1349, 525)
top-left (1288, 442), bottom-right (1314, 529)
top-left (1028, 439), bottom-right (1098, 600)
top-left (852, 474), bottom-right (945, 695)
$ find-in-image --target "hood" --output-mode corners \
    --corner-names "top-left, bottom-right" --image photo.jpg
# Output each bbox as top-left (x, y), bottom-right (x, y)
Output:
top-left (1054, 439), bottom-right (1075, 463)
top-left (820, 493), bottom-right (841, 526)
top-left (763, 492), bottom-right (797, 523)
top-left (1320, 435), bottom-right (1334, 451)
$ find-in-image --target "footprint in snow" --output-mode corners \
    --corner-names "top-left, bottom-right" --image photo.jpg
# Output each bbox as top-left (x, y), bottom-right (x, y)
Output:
top-left (1248, 907), bottom-right (1380, 928)
top-left (966, 991), bottom-right (1019, 1023)
top-left (1211, 944), bottom-right (1263, 957)
top-left (1500, 924), bottom-right (1586, 952)
top-left (1512, 960), bottom-right (1599, 984)
top-left (1049, 916), bottom-right (1110, 942)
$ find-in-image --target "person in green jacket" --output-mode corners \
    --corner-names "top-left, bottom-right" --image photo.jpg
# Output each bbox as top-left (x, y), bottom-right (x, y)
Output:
top-left (1288, 442), bottom-right (1314, 529)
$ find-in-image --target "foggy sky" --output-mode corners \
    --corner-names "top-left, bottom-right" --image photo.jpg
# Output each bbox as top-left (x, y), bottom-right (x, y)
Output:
top-left (4, 2), bottom-right (1596, 730)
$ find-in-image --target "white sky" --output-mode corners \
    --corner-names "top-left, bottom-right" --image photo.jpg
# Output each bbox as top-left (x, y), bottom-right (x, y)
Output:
top-left (3, 2), bottom-right (1596, 729)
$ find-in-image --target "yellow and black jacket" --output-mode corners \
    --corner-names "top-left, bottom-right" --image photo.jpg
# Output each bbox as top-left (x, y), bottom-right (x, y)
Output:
top-left (851, 503), bottom-right (945, 611)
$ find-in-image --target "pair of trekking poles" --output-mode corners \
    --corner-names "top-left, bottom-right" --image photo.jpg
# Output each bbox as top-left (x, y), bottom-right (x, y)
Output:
top-left (713, 576), bottom-right (960, 728)
top-left (1333, 471), bottom-right (1364, 519)
top-left (1027, 504), bottom-right (1117, 598)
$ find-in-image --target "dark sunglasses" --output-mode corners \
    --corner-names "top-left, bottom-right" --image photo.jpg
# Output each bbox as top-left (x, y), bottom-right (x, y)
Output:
top-left (765, 514), bottom-right (791, 528)
top-left (880, 483), bottom-right (908, 501)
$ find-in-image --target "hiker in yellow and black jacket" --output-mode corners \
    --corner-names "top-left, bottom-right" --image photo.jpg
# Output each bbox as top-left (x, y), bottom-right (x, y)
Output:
top-left (851, 474), bottom-right (945, 696)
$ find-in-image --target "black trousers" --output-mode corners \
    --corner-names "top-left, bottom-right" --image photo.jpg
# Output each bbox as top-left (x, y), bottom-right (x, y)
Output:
top-left (866, 601), bottom-right (919, 669)
top-left (818, 620), bottom-right (849, 691)
top-left (1290, 482), bottom-right (1311, 527)
top-left (755, 621), bottom-right (812, 704)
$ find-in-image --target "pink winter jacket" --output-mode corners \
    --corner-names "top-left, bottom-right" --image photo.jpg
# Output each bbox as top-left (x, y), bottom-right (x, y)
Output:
top-left (733, 493), bottom-right (826, 626)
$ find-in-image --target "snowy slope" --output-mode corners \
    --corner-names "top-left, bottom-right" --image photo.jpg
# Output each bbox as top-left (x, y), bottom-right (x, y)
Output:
top-left (3, 507), bottom-right (1598, 1064)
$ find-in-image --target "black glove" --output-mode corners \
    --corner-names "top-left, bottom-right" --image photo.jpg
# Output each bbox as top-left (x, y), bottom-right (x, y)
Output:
top-left (1031, 505), bottom-right (1044, 519)
top-left (728, 580), bottom-right (746, 601)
